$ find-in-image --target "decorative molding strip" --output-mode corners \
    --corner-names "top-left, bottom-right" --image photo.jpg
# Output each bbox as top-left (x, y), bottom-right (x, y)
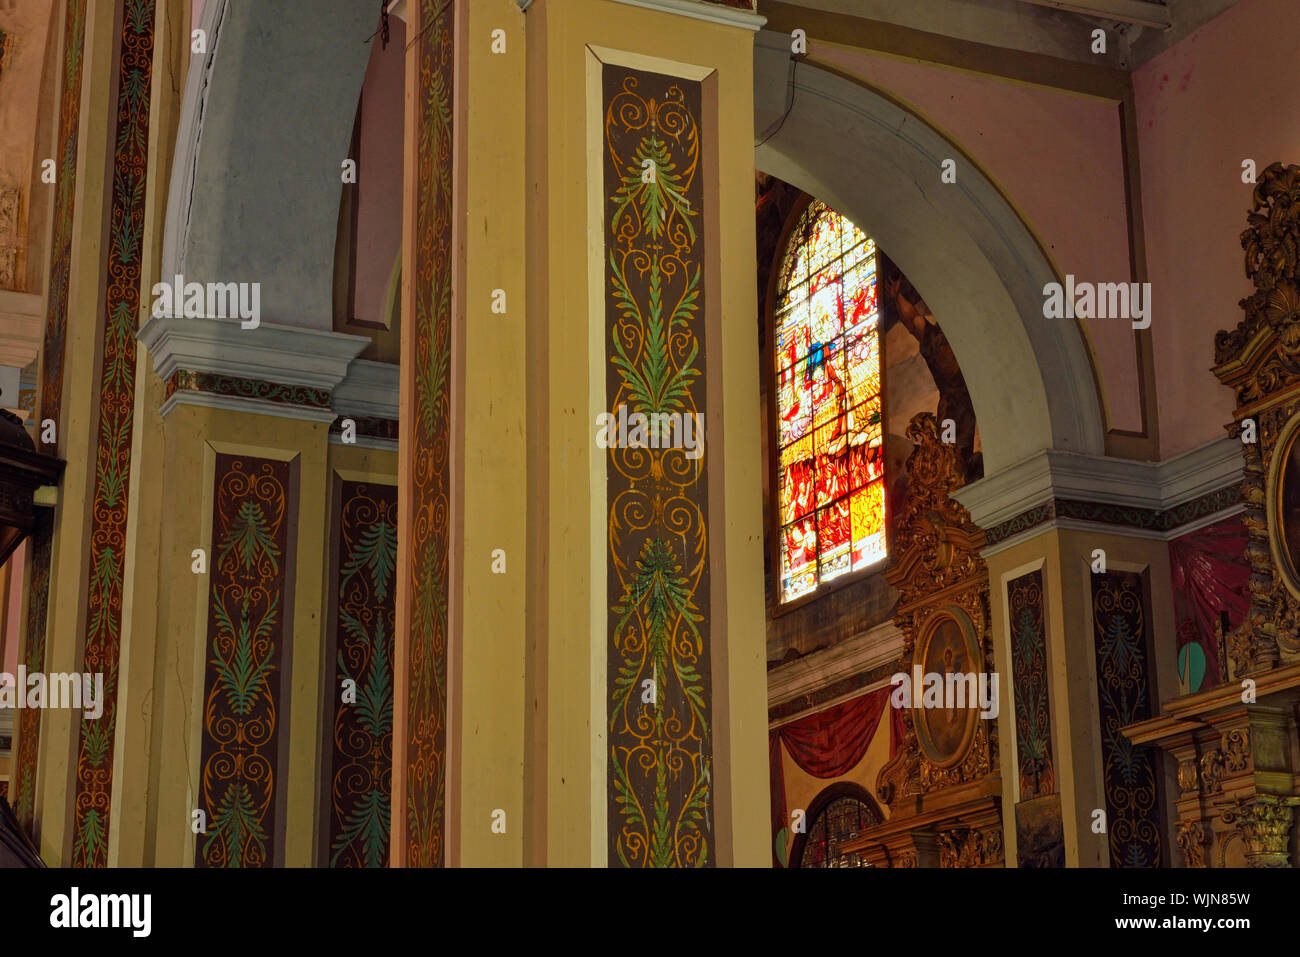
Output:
top-left (982, 486), bottom-right (1242, 551)
top-left (139, 316), bottom-right (368, 393)
top-left (768, 661), bottom-right (901, 727)
top-left (333, 358), bottom-right (399, 421)
top-left (329, 415), bottom-right (399, 442)
top-left (767, 619), bottom-right (904, 707)
top-left (956, 437), bottom-right (1245, 550)
top-left (611, 0), bottom-right (765, 31)
top-left (165, 370), bottom-right (332, 410)
top-left (398, 0), bottom-right (453, 869)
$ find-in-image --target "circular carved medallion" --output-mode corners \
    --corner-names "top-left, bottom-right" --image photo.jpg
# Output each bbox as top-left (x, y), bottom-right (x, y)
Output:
top-left (913, 609), bottom-right (982, 768)
top-left (1268, 413), bottom-right (1300, 601)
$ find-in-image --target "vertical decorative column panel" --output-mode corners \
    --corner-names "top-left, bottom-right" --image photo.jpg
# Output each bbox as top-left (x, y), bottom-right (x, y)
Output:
top-left (602, 67), bottom-right (713, 867)
top-left (395, 0), bottom-right (453, 868)
top-left (324, 481), bottom-right (397, 867)
top-left (1010, 571), bottom-right (1054, 799)
top-left (1090, 569), bottom-right (1162, 867)
top-left (69, 0), bottom-right (155, 867)
top-left (195, 455), bottom-right (294, 867)
top-left (12, 0), bottom-right (88, 831)
top-left (1007, 569), bottom-right (1063, 867)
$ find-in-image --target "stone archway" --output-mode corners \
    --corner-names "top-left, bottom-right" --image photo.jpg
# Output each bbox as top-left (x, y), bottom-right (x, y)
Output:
top-left (753, 32), bottom-right (1105, 473)
top-left (162, 0), bottom-right (378, 329)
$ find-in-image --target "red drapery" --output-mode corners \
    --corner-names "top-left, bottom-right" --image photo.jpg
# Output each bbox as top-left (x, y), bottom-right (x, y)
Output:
top-left (768, 685), bottom-right (902, 866)
top-left (1169, 518), bottom-right (1249, 691)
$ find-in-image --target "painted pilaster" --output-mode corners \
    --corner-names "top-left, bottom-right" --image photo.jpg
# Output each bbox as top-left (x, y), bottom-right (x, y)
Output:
top-left (523, 0), bottom-right (768, 866)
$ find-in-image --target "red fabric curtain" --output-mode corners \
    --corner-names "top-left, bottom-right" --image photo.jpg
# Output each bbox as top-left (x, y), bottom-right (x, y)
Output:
top-left (769, 685), bottom-right (900, 866)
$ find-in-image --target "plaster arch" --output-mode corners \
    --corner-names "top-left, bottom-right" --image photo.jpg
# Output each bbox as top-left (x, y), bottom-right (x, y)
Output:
top-left (162, 0), bottom-right (378, 329)
top-left (754, 32), bottom-right (1105, 473)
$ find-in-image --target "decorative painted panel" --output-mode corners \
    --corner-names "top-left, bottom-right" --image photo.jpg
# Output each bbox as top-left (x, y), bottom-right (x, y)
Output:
top-left (70, 0), bottom-right (156, 867)
top-left (1008, 570), bottom-right (1054, 799)
top-left (1090, 570), bottom-right (1162, 867)
top-left (603, 66), bottom-right (712, 867)
top-left (196, 455), bottom-right (293, 867)
top-left (400, 0), bottom-right (453, 868)
top-left (13, 0), bottom-right (89, 834)
top-left (324, 481), bottom-right (397, 867)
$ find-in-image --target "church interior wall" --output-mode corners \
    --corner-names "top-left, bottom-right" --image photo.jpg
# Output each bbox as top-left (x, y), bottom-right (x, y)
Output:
top-left (1135, 0), bottom-right (1300, 458)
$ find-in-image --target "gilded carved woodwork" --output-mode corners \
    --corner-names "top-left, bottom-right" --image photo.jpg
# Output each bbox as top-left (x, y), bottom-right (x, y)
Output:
top-left (851, 412), bottom-right (1002, 866)
top-left (1121, 162), bottom-right (1300, 868)
top-left (1214, 162), bottom-right (1300, 675)
top-left (877, 413), bottom-right (995, 805)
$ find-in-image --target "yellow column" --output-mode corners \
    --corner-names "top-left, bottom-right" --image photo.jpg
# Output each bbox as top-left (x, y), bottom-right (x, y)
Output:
top-left (452, 0), bottom-right (528, 867)
top-left (984, 527), bottom-right (1176, 867)
top-left (33, 0), bottom-right (122, 864)
top-left (524, 0), bottom-right (769, 866)
top-left (111, 0), bottom-right (189, 868)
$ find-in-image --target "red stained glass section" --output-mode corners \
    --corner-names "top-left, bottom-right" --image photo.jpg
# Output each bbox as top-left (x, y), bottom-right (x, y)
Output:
top-left (777, 202), bottom-right (885, 602)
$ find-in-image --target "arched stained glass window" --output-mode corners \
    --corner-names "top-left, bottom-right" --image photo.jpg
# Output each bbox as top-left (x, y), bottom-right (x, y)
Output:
top-left (775, 199), bottom-right (886, 604)
top-left (794, 786), bottom-right (881, 868)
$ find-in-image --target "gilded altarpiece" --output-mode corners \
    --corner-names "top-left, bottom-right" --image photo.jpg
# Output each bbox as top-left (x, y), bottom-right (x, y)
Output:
top-left (844, 413), bottom-right (1003, 867)
top-left (1127, 162), bottom-right (1300, 868)
top-left (602, 67), bottom-right (713, 868)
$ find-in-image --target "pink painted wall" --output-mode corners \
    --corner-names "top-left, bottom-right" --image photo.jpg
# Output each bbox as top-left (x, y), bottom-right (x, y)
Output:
top-left (351, 21), bottom-right (405, 326)
top-left (812, 44), bottom-right (1142, 433)
top-left (1135, 0), bottom-right (1300, 458)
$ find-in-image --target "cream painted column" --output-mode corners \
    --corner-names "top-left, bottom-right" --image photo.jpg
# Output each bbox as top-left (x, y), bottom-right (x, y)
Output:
top-left (138, 318), bottom-right (367, 866)
top-left (111, 0), bottom-right (189, 868)
top-left (448, 0), bottom-right (528, 867)
top-left (33, 0), bottom-right (122, 864)
top-left (524, 0), bottom-right (769, 866)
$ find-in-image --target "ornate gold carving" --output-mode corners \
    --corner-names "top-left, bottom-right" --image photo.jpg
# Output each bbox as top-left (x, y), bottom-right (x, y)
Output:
top-left (1175, 820), bottom-right (1209, 868)
top-left (937, 826), bottom-right (1004, 868)
top-left (1223, 728), bottom-right (1252, 773)
top-left (877, 413), bottom-right (995, 805)
top-left (1199, 749), bottom-right (1225, 794)
top-left (1177, 759), bottom-right (1199, 794)
top-left (1216, 794), bottom-right (1299, 868)
top-left (1214, 163), bottom-right (1300, 674)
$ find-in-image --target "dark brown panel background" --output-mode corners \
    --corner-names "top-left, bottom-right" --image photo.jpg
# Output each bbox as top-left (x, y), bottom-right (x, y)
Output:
top-left (196, 454), bottom-right (294, 867)
top-left (603, 65), bottom-right (713, 867)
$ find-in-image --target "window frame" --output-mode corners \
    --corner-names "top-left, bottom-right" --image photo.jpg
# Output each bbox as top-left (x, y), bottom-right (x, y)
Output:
top-left (788, 781), bottom-right (884, 868)
top-left (765, 195), bottom-right (890, 616)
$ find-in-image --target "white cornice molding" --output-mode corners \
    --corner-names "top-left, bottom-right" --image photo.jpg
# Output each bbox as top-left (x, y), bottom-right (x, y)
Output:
top-left (954, 437), bottom-right (1244, 533)
top-left (767, 619), bottom-right (904, 708)
top-left (333, 359), bottom-right (399, 421)
top-left (610, 0), bottom-right (766, 31)
top-left (159, 391), bottom-right (337, 424)
top-left (138, 316), bottom-right (369, 392)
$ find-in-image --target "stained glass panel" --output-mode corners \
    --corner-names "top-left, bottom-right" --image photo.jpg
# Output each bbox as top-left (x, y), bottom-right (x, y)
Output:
top-left (796, 793), bottom-right (880, 868)
top-left (776, 200), bottom-right (886, 602)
